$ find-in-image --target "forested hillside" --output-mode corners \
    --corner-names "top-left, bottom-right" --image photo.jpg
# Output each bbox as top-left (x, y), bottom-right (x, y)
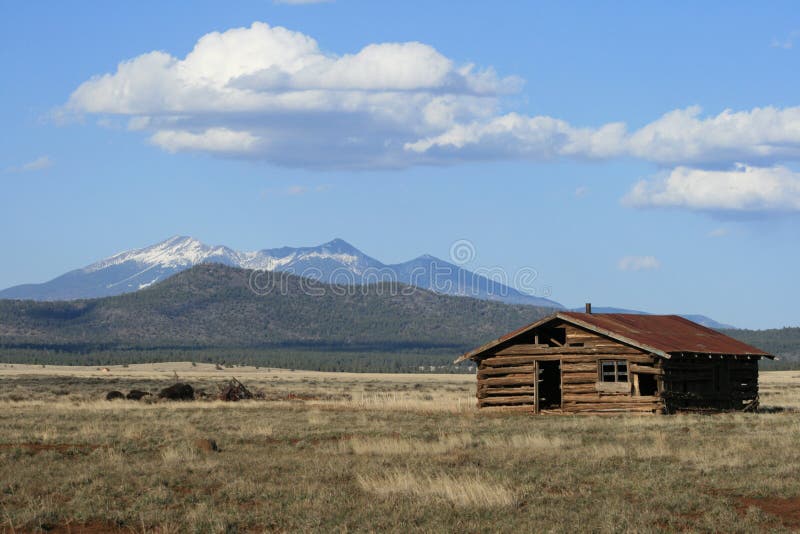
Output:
top-left (723, 327), bottom-right (800, 369)
top-left (1, 263), bottom-right (797, 372)
top-left (0, 264), bottom-right (552, 371)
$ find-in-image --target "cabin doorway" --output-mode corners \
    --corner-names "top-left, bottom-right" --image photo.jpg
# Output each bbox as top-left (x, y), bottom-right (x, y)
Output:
top-left (538, 360), bottom-right (561, 411)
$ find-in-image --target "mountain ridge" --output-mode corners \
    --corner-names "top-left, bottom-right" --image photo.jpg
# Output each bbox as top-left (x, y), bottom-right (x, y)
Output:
top-left (0, 236), bottom-right (561, 308)
top-left (0, 263), bottom-right (792, 372)
top-left (0, 263), bottom-right (553, 352)
top-left (0, 236), bottom-right (742, 328)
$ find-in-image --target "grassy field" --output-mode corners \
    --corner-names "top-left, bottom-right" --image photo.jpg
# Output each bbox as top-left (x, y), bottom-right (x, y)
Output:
top-left (1, 363), bottom-right (800, 532)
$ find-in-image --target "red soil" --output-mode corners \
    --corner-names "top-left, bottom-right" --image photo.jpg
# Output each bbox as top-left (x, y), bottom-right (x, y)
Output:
top-left (737, 496), bottom-right (800, 528)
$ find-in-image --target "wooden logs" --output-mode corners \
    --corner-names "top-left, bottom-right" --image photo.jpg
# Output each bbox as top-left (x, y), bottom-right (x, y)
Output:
top-left (561, 383), bottom-right (597, 394)
top-left (478, 387), bottom-right (537, 397)
top-left (595, 382), bottom-right (631, 394)
top-left (480, 353), bottom-right (655, 367)
top-left (479, 375), bottom-right (539, 387)
top-left (477, 364), bottom-right (537, 378)
top-left (562, 394), bottom-right (659, 404)
top-left (560, 362), bottom-right (598, 373)
top-left (493, 346), bottom-right (645, 357)
top-left (479, 395), bottom-right (538, 406)
top-left (630, 364), bottom-right (663, 375)
top-left (480, 405), bottom-right (535, 413)
top-left (561, 372), bottom-right (598, 384)
top-left (562, 403), bottom-right (661, 413)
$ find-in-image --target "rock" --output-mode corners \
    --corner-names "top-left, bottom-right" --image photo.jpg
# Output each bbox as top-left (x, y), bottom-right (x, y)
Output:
top-left (158, 383), bottom-right (194, 401)
top-left (105, 391), bottom-right (124, 401)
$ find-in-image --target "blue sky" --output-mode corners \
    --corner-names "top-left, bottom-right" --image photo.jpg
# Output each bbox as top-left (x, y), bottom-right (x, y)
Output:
top-left (1, 1), bottom-right (799, 328)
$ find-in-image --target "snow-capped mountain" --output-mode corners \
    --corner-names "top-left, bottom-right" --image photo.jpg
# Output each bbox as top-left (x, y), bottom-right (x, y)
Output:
top-left (0, 236), bottom-right (562, 307)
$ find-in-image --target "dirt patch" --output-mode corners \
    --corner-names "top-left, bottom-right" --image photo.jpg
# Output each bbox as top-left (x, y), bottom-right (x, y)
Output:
top-left (168, 482), bottom-right (221, 497)
top-left (171, 485), bottom-right (194, 496)
top-left (737, 496), bottom-right (800, 528)
top-left (194, 438), bottom-right (219, 453)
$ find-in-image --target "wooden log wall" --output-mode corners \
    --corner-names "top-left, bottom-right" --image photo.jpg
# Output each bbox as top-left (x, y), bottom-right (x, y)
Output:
top-left (476, 321), bottom-right (665, 415)
top-left (560, 357), bottom-right (662, 415)
top-left (729, 360), bottom-right (759, 405)
top-left (477, 357), bottom-right (539, 411)
top-left (661, 356), bottom-right (759, 411)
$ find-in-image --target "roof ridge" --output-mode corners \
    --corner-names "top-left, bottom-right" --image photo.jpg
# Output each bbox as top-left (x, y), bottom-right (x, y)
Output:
top-left (456, 311), bottom-right (772, 363)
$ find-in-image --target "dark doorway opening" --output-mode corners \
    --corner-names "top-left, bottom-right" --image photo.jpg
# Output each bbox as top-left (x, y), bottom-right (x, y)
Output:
top-left (638, 374), bottom-right (658, 396)
top-left (538, 360), bottom-right (561, 409)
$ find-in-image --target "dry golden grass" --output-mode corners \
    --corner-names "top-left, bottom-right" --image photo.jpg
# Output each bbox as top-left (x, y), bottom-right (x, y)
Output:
top-left (758, 370), bottom-right (800, 409)
top-left (0, 364), bottom-right (799, 532)
top-left (357, 470), bottom-right (517, 508)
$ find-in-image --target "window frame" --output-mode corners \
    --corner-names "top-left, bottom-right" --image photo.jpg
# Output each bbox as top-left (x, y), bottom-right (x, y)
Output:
top-left (598, 359), bottom-right (629, 383)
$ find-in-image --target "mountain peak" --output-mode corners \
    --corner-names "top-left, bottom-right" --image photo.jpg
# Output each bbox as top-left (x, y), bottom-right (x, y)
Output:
top-left (319, 238), bottom-right (357, 251)
top-left (156, 235), bottom-right (205, 250)
top-left (83, 235), bottom-right (214, 274)
top-left (163, 235), bottom-right (197, 245)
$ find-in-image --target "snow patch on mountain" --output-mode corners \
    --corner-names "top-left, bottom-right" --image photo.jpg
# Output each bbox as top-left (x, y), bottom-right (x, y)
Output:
top-left (86, 236), bottom-right (367, 275)
top-left (85, 236), bottom-right (234, 272)
top-left (138, 278), bottom-right (160, 290)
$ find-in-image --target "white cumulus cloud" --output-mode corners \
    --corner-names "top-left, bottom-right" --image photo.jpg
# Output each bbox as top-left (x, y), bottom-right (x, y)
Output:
top-left (60, 21), bottom-right (800, 215)
top-left (405, 113), bottom-right (627, 161)
top-left (4, 156), bottom-right (53, 173)
top-left (409, 106), bottom-right (800, 168)
top-left (623, 164), bottom-right (800, 213)
top-left (150, 128), bottom-right (259, 154)
top-left (626, 106), bottom-right (800, 167)
top-left (618, 256), bottom-right (661, 272)
top-left (64, 21), bottom-right (517, 169)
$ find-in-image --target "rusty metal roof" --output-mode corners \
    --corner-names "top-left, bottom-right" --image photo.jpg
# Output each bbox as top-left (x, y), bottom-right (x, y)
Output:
top-left (559, 312), bottom-right (772, 356)
top-left (455, 312), bottom-right (773, 363)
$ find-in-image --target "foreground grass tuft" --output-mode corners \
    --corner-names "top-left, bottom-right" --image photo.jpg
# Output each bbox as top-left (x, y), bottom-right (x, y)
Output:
top-left (357, 470), bottom-right (517, 508)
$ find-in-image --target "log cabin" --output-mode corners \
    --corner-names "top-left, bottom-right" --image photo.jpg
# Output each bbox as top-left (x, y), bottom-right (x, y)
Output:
top-left (455, 306), bottom-right (774, 415)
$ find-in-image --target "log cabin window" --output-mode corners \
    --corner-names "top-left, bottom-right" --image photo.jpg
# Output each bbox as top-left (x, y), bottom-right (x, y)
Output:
top-left (599, 360), bottom-right (628, 382)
